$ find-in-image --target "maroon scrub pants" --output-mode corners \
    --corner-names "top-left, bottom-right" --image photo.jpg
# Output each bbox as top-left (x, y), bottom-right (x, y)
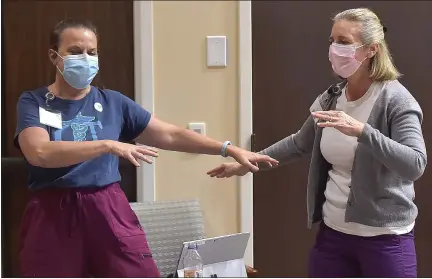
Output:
top-left (19, 182), bottom-right (160, 277)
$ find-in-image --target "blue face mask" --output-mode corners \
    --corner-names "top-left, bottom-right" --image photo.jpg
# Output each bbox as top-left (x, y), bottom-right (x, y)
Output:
top-left (55, 52), bottom-right (99, 89)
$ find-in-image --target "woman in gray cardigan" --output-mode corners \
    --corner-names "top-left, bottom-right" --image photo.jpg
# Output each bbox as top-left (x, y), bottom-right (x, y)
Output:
top-left (208, 8), bottom-right (426, 278)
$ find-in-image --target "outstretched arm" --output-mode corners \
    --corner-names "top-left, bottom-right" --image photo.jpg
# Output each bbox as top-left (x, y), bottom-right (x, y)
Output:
top-left (257, 115), bottom-right (316, 170)
top-left (207, 115), bottom-right (316, 178)
top-left (136, 116), bottom-right (278, 172)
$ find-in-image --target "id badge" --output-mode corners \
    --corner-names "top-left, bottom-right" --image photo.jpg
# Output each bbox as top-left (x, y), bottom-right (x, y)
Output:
top-left (39, 107), bottom-right (62, 129)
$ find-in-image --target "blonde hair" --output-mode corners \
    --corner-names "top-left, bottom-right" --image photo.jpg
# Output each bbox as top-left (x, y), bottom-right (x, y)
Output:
top-left (333, 8), bottom-right (401, 81)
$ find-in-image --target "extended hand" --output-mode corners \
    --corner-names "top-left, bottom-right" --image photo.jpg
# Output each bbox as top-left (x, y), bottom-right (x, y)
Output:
top-left (108, 141), bottom-right (159, 167)
top-left (207, 162), bottom-right (249, 178)
top-left (227, 146), bottom-right (278, 172)
top-left (311, 110), bottom-right (365, 137)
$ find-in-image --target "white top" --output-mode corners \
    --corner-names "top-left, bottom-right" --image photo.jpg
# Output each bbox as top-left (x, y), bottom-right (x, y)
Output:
top-left (320, 81), bottom-right (415, 237)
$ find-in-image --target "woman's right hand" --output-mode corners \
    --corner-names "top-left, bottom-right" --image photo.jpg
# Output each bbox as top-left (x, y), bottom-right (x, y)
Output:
top-left (107, 141), bottom-right (159, 167)
top-left (207, 162), bottom-right (250, 178)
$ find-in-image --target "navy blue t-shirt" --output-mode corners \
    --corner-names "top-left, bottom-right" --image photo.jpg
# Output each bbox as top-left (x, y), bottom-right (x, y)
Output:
top-left (14, 86), bottom-right (151, 190)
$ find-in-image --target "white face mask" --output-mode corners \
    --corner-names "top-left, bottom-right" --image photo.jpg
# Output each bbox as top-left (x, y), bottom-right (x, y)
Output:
top-left (328, 43), bottom-right (366, 78)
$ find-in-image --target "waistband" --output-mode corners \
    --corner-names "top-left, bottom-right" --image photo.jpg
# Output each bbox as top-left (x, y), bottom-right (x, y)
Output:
top-left (30, 182), bottom-right (121, 198)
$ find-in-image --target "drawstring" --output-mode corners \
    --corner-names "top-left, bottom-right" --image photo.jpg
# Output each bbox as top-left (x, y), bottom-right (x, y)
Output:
top-left (60, 191), bottom-right (67, 210)
top-left (59, 190), bottom-right (83, 237)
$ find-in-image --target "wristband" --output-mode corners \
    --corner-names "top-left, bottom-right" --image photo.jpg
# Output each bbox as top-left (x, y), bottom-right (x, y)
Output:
top-left (221, 141), bottom-right (232, 157)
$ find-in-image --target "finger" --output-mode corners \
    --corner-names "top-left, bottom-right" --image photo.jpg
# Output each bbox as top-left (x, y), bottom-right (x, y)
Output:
top-left (141, 156), bottom-right (153, 164)
top-left (208, 170), bottom-right (224, 177)
top-left (312, 111), bottom-right (342, 122)
top-left (335, 110), bottom-right (344, 117)
top-left (251, 155), bottom-right (279, 165)
top-left (216, 172), bottom-right (229, 178)
top-left (313, 110), bottom-right (340, 116)
top-left (267, 156), bottom-right (279, 165)
top-left (312, 114), bottom-right (340, 123)
top-left (207, 166), bottom-right (225, 175)
top-left (311, 112), bottom-right (333, 119)
top-left (311, 111), bottom-right (330, 116)
top-left (147, 146), bottom-right (159, 153)
top-left (127, 153), bottom-right (141, 167)
top-left (310, 112), bottom-right (330, 120)
top-left (329, 116), bottom-right (337, 122)
top-left (137, 145), bottom-right (159, 153)
top-left (136, 145), bottom-right (159, 152)
top-left (328, 110), bottom-right (342, 116)
top-left (208, 167), bottom-right (226, 177)
top-left (136, 147), bottom-right (159, 157)
top-left (317, 121), bottom-right (345, 128)
top-left (207, 166), bottom-right (225, 174)
top-left (208, 172), bottom-right (219, 177)
top-left (132, 151), bottom-right (153, 164)
top-left (243, 161), bottom-right (259, 173)
top-left (207, 170), bottom-right (218, 176)
top-left (136, 150), bottom-right (158, 159)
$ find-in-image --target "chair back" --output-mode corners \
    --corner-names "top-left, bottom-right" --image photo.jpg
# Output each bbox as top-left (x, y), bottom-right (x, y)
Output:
top-left (130, 200), bottom-right (206, 277)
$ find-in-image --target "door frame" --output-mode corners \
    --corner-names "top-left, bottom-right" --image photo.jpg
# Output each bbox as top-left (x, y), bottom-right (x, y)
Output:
top-left (239, 0), bottom-right (254, 267)
top-left (133, 1), bottom-right (156, 202)
top-left (133, 0), bottom-right (256, 266)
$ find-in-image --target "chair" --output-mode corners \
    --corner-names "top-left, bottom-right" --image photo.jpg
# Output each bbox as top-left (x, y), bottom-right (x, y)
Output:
top-left (130, 200), bottom-right (206, 277)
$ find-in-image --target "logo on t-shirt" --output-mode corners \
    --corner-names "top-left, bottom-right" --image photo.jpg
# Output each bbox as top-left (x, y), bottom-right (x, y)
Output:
top-left (53, 112), bottom-right (103, 141)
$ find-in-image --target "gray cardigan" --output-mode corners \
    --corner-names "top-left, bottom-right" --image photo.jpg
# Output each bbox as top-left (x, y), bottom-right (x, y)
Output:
top-left (259, 80), bottom-right (427, 229)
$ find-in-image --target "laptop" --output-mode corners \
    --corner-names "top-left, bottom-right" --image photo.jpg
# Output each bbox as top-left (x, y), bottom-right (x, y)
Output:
top-left (175, 232), bottom-right (250, 278)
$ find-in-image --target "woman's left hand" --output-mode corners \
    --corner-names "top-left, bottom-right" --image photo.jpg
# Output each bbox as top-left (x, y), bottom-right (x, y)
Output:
top-left (311, 110), bottom-right (365, 137)
top-left (227, 146), bottom-right (279, 173)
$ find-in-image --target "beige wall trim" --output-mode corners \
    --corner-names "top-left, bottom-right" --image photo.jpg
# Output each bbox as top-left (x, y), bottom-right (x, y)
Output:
top-left (239, 0), bottom-right (254, 266)
top-left (133, 1), bottom-right (156, 202)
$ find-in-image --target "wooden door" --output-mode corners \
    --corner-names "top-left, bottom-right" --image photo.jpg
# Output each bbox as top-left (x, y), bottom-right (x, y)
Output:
top-left (252, 1), bottom-right (432, 277)
top-left (2, 1), bottom-right (136, 276)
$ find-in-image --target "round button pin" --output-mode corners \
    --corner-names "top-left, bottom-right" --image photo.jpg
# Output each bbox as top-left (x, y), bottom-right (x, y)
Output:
top-left (94, 102), bottom-right (103, 112)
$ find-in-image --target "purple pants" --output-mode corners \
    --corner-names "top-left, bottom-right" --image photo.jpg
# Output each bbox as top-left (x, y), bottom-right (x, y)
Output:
top-left (309, 222), bottom-right (417, 278)
top-left (19, 183), bottom-right (160, 278)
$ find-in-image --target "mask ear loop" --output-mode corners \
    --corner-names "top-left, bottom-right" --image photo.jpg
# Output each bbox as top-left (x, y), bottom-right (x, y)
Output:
top-left (52, 50), bottom-right (64, 60)
top-left (53, 50), bottom-right (64, 75)
top-left (52, 50), bottom-right (65, 75)
top-left (56, 66), bottom-right (64, 75)
top-left (356, 44), bottom-right (370, 64)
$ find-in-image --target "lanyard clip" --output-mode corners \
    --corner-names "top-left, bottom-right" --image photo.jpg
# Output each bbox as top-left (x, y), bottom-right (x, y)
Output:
top-left (45, 92), bottom-right (55, 108)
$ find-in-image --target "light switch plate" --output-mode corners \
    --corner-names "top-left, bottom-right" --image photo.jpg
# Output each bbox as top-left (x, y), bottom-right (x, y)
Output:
top-left (206, 36), bottom-right (227, 67)
top-left (188, 122), bottom-right (206, 136)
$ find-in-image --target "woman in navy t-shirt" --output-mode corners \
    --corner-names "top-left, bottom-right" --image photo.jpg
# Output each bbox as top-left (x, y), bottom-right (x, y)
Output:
top-left (15, 19), bottom-right (278, 277)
